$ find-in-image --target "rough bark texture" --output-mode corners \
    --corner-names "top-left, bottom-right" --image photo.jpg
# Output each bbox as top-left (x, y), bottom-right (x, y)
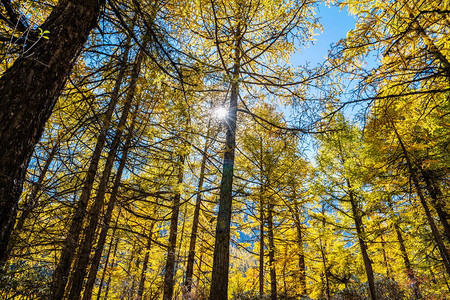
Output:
top-left (209, 26), bottom-right (241, 300)
top-left (0, 0), bottom-right (103, 265)
top-left (347, 180), bottom-right (377, 300)
top-left (163, 156), bottom-right (185, 300)
top-left (68, 48), bottom-right (144, 300)
top-left (1, 142), bottom-right (58, 268)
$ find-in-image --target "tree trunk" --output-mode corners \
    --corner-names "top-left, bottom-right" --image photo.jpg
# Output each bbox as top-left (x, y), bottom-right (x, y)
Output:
top-left (50, 39), bottom-right (130, 300)
top-left (68, 47), bottom-right (144, 300)
top-left (259, 205), bottom-right (265, 297)
top-left (1, 142), bottom-right (58, 268)
top-left (292, 197), bottom-right (306, 296)
top-left (163, 155), bottom-right (186, 300)
top-left (101, 238), bottom-right (120, 300)
top-left (82, 114), bottom-right (135, 300)
top-left (393, 127), bottom-right (450, 276)
top-left (267, 203), bottom-right (277, 300)
top-left (185, 123), bottom-right (211, 292)
top-left (0, 0), bottom-right (103, 266)
top-left (347, 179), bottom-right (377, 300)
top-left (137, 222), bottom-right (155, 300)
top-left (393, 221), bottom-right (422, 299)
top-left (419, 169), bottom-right (450, 242)
top-left (209, 23), bottom-right (242, 300)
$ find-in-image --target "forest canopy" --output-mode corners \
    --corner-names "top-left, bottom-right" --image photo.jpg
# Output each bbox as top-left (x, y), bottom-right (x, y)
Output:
top-left (0, 0), bottom-right (449, 299)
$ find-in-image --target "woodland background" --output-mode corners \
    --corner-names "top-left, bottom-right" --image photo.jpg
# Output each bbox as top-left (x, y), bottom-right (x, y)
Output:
top-left (0, 0), bottom-right (449, 299)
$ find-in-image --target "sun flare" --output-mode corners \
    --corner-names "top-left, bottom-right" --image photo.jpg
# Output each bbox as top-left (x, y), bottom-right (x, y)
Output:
top-left (212, 107), bottom-right (228, 120)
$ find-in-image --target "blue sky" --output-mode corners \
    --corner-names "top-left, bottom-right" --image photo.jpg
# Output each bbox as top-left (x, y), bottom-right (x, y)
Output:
top-left (292, 3), bottom-right (356, 66)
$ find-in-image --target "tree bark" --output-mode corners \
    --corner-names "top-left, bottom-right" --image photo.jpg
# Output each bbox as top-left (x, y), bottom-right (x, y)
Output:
top-left (209, 23), bottom-right (241, 300)
top-left (0, 0), bottom-right (103, 265)
top-left (163, 155), bottom-right (186, 300)
top-left (50, 38), bottom-right (130, 300)
top-left (259, 204), bottom-right (265, 297)
top-left (68, 47), bottom-right (144, 300)
top-left (1, 142), bottom-right (58, 268)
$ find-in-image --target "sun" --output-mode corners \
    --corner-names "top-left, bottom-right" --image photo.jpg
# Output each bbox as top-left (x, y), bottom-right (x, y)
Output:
top-left (212, 106), bottom-right (228, 120)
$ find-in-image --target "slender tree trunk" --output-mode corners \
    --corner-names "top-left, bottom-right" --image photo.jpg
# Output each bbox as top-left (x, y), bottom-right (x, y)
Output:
top-left (94, 236), bottom-right (118, 300)
top-left (419, 169), bottom-right (450, 242)
top-left (68, 47), bottom-right (144, 300)
top-left (101, 238), bottom-right (120, 300)
top-left (50, 40), bottom-right (131, 300)
top-left (347, 180), bottom-right (377, 300)
top-left (82, 120), bottom-right (134, 300)
top-left (185, 123), bottom-right (211, 291)
top-left (267, 203), bottom-right (277, 300)
top-left (163, 155), bottom-right (186, 300)
top-left (0, 0), bottom-right (103, 263)
top-left (292, 197), bottom-right (306, 296)
top-left (393, 127), bottom-right (450, 276)
top-left (137, 222), bottom-right (155, 300)
top-left (209, 23), bottom-right (242, 300)
top-left (259, 205), bottom-right (265, 297)
top-left (378, 225), bottom-right (391, 278)
top-left (393, 221), bottom-right (422, 299)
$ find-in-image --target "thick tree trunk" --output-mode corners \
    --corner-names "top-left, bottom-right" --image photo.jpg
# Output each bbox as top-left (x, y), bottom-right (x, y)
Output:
top-left (163, 155), bottom-right (186, 300)
top-left (137, 222), bottom-right (155, 300)
top-left (185, 124), bottom-right (211, 292)
top-left (393, 127), bottom-right (450, 276)
top-left (1, 142), bottom-right (58, 268)
top-left (209, 24), bottom-right (241, 300)
top-left (50, 40), bottom-right (130, 300)
top-left (347, 180), bottom-right (377, 300)
top-left (82, 116), bottom-right (135, 300)
top-left (68, 47), bottom-right (144, 300)
top-left (0, 0), bottom-right (103, 265)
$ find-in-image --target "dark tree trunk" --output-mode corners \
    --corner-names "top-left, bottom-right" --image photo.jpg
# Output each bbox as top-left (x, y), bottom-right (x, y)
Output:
top-left (185, 124), bottom-right (211, 292)
top-left (419, 169), bottom-right (450, 242)
top-left (82, 115), bottom-right (136, 300)
top-left (1, 142), bottom-right (58, 268)
top-left (209, 24), bottom-right (241, 300)
top-left (259, 205), bottom-right (265, 297)
top-left (68, 47), bottom-right (144, 300)
top-left (50, 39), bottom-right (130, 300)
top-left (393, 127), bottom-right (450, 276)
top-left (292, 197), bottom-right (306, 296)
top-left (267, 203), bottom-right (277, 300)
top-left (0, 0), bottom-right (103, 265)
top-left (137, 222), bottom-right (155, 300)
top-left (347, 179), bottom-right (377, 300)
top-left (163, 155), bottom-right (186, 300)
